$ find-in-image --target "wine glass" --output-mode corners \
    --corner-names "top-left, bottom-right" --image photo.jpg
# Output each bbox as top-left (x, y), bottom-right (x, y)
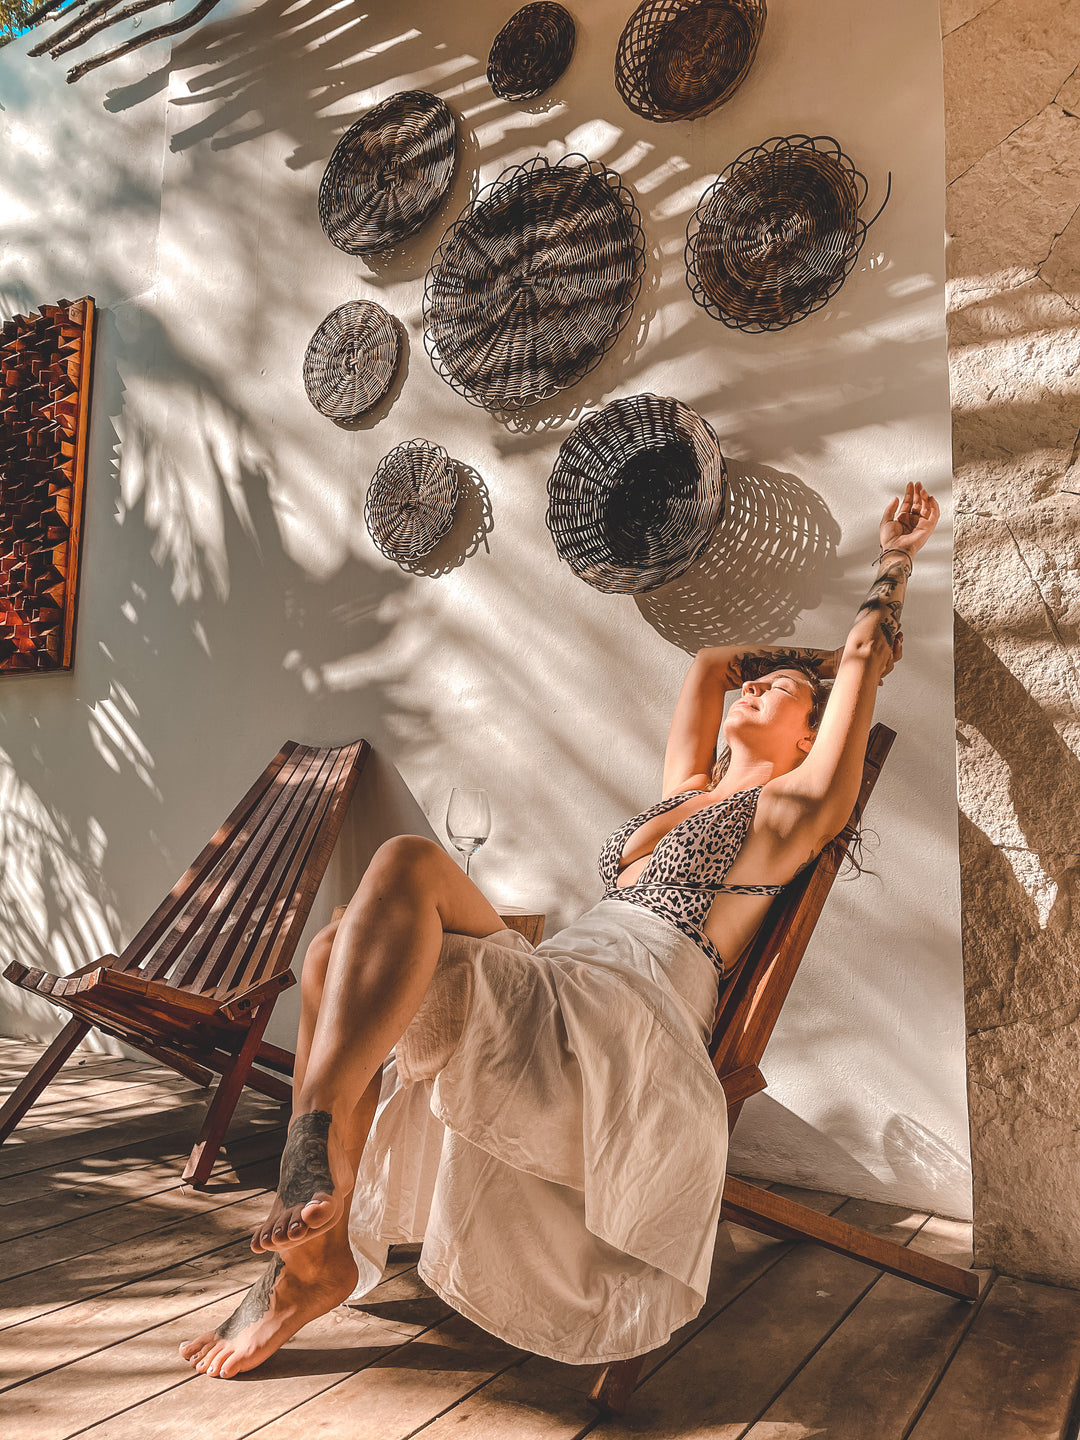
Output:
top-left (446, 788), bottom-right (491, 877)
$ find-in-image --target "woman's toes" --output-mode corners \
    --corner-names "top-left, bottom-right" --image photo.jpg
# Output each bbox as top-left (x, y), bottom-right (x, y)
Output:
top-left (180, 1333), bottom-right (213, 1365)
top-left (196, 1342), bottom-right (224, 1374)
top-left (299, 1197), bottom-right (335, 1231)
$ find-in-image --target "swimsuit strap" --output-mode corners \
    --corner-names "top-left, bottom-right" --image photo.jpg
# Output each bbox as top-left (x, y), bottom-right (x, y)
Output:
top-left (642, 881), bottom-right (786, 897)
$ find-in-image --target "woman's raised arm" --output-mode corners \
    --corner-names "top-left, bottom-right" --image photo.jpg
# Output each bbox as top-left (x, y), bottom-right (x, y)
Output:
top-left (783, 481), bottom-right (940, 841)
top-left (662, 641), bottom-right (840, 797)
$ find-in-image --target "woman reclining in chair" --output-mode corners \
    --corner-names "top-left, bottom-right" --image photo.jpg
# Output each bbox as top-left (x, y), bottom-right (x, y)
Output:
top-left (181, 481), bottom-right (939, 1378)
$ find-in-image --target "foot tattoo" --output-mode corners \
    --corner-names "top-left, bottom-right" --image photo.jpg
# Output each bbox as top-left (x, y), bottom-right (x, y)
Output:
top-left (178, 1246), bottom-right (358, 1378)
top-left (278, 1110), bottom-right (334, 1208)
top-left (250, 1108), bottom-right (350, 1253)
top-left (216, 1256), bottom-right (283, 1339)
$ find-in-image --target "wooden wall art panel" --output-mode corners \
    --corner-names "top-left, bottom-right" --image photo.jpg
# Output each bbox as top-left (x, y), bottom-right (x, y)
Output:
top-left (0, 296), bottom-right (95, 674)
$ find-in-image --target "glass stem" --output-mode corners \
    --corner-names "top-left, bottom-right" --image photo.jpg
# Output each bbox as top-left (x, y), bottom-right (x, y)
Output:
top-left (465, 852), bottom-right (472, 878)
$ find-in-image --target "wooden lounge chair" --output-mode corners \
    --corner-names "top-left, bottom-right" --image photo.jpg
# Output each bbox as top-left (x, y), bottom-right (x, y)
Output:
top-left (0, 738), bottom-right (368, 1185)
top-left (589, 723), bottom-right (980, 1415)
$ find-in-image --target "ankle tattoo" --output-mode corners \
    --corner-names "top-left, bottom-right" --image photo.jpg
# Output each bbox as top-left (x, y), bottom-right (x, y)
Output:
top-left (217, 1255), bottom-right (283, 1338)
top-left (279, 1109), bottom-right (333, 1206)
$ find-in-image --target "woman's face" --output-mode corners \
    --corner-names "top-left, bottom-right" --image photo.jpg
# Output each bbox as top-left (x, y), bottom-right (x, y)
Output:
top-left (724, 669), bottom-right (816, 757)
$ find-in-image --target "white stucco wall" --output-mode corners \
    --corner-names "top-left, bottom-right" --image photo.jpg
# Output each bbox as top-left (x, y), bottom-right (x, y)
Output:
top-left (0, 0), bottom-right (970, 1217)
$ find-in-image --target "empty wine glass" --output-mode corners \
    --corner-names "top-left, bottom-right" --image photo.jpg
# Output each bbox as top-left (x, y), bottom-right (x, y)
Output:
top-left (446, 788), bottom-right (491, 877)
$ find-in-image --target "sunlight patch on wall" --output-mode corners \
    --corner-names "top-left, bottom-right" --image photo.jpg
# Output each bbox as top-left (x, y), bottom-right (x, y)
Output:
top-left (0, 750), bottom-right (119, 981)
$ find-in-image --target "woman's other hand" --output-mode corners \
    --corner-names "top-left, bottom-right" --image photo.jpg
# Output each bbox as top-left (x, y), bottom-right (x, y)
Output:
top-left (880, 481), bottom-right (939, 559)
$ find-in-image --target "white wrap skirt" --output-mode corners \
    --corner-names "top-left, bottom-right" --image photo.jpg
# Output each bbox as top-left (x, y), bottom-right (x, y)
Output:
top-left (346, 897), bottom-right (729, 1364)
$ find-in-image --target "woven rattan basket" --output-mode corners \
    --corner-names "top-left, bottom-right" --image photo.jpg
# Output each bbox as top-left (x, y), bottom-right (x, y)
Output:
top-left (423, 154), bottom-right (645, 413)
top-left (302, 300), bottom-right (401, 420)
top-left (365, 438), bottom-right (459, 562)
top-left (685, 134), bottom-right (888, 331)
top-left (615, 0), bottom-right (766, 123)
top-left (546, 393), bottom-right (727, 593)
top-left (487, 3), bottom-right (576, 101)
top-left (319, 91), bottom-right (457, 255)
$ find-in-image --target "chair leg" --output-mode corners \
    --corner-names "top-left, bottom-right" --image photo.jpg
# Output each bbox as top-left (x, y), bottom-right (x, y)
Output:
top-left (0, 1017), bottom-right (91, 1142)
top-left (589, 1355), bottom-right (647, 1415)
top-left (182, 1006), bottom-right (273, 1187)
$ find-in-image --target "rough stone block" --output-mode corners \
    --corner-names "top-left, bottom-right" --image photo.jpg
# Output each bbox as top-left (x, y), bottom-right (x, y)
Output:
top-left (944, 0), bottom-right (1080, 182)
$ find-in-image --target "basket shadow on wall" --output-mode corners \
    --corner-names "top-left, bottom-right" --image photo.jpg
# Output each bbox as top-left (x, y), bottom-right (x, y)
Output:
top-left (637, 460), bottom-right (841, 651)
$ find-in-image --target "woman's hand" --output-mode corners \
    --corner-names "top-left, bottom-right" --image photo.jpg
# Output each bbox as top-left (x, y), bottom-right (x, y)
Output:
top-left (880, 481), bottom-right (940, 560)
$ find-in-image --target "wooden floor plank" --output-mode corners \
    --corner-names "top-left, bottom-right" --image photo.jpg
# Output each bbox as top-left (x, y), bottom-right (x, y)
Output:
top-left (589, 1197), bottom-right (930, 1440)
top-left (0, 1191), bottom-right (277, 1330)
top-left (0, 1123), bottom-right (285, 1245)
top-left (26, 1263), bottom-right (449, 1440)
top-left (0, 1142), bottom-right (281, 1282)
top-left (908, 1274), bottom-right (1080, 1440)
top-left (0, 1240), bottom-right (266, 1393)
top-left (4, 1075), bottom-right (210, 1138)
top-left (242, 1310), bottom-right (531, 1440)
top-left (1, 1252), bottom-right (428, 1421)
top-left (740, 1216), bottom-right (986, 1440)
top-left (0, 1094), bottom-right (281, 1192)
top-left (0, 1058), bottom-right (155, 1092)
top-left (0, 1079), bottom-right (272, 1176)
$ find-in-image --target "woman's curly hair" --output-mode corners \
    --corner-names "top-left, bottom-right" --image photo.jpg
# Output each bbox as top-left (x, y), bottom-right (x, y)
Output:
top-left (704, 650), bottom-right (874, 880)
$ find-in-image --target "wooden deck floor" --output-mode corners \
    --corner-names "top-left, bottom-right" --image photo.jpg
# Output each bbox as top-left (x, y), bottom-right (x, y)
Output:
top-left (3, 1038), bottom-right (1080, 1440)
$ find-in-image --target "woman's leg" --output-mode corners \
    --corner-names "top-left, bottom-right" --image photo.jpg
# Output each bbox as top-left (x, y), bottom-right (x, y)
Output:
top-left (179, 835), bottom-right (505, 1377)
top-left (249, 833), bottom-right (504, 1253)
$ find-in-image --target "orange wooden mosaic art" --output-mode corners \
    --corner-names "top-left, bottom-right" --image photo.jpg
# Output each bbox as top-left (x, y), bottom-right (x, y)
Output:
top-left (0, 296), bottom-right (95, 673)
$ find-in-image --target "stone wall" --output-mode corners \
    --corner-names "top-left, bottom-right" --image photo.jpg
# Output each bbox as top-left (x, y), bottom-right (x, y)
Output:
top-left (945, 0), bottom-right (1080, 1283)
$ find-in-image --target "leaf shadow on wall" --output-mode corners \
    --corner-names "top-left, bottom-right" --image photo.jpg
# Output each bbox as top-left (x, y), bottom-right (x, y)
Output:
top-left (103, 0), bottom-right (504, 169)
top-left (636, 461), bottom-right (841, 651)
top-left (0, 308), bottom-right (433, 1042)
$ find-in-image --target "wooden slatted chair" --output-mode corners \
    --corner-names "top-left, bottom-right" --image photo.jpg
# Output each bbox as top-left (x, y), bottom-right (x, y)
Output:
top-left (0, 738), bottom-right (369, 1185)
top-left (589, 723), bottom-right (980, 1414)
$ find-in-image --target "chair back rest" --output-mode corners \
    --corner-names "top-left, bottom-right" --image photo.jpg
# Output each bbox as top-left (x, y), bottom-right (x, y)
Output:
top-left (710, 724), bottom-right (895, 1090)
top-left (112, 740), bottom-right (369, 1001)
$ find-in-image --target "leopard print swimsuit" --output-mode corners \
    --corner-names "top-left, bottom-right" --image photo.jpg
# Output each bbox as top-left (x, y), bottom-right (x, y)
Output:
top-left (598, 784), bottom-right (785, 974)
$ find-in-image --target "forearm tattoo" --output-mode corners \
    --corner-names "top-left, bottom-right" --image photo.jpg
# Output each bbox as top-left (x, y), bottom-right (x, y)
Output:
top-left (278, 1110), bottom-right (333, 1206)
top-left (855, 561), bottom-right (908, 644)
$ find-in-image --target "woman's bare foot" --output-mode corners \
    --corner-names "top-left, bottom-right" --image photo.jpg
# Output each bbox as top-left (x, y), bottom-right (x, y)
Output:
top-left (178, 1230), bottom-right (359, 1379)
top-left (251, 1109), bottom-right (352, 1253)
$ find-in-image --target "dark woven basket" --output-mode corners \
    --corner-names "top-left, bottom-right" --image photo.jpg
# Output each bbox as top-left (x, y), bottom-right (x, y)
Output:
top-left (487, 3), bottom-right (576, 101)
top-left (685, 134), bottom-right (886, 331)
top-left (365, 439), bottom-right (459, 561)
top-left (319, 91), bottom-right (456, 255)
top-left (303, 300), bottom-right (401, 420)
top-left (615, 0), bottom-right (766, 123)
top-left (423, 154), bottom-right (645, 413)
top-left (546, 393), bottom-right (727, 593)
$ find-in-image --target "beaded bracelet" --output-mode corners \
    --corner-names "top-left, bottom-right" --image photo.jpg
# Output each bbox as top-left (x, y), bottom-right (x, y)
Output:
top-left (874, 546), bottom-right (913, 572)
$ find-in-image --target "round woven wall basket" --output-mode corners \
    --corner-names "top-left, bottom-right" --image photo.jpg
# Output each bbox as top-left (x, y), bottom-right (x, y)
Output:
top-left (686, 134), bottom-right (887, 332)
top-left (365, 439), bottom-right (459, 562)
top-left (423, 154), bottom-right (645, 413)
top-left (615, 0), bottom-right (766, 123)
top-left (319, 91), bottom-right (456, 255)
top-left (546, 394), bottom-right (727, 593)
top-left (487, 3), bottom-right (576, 101)
top-left (303, 300), bottom-right (401, 420)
